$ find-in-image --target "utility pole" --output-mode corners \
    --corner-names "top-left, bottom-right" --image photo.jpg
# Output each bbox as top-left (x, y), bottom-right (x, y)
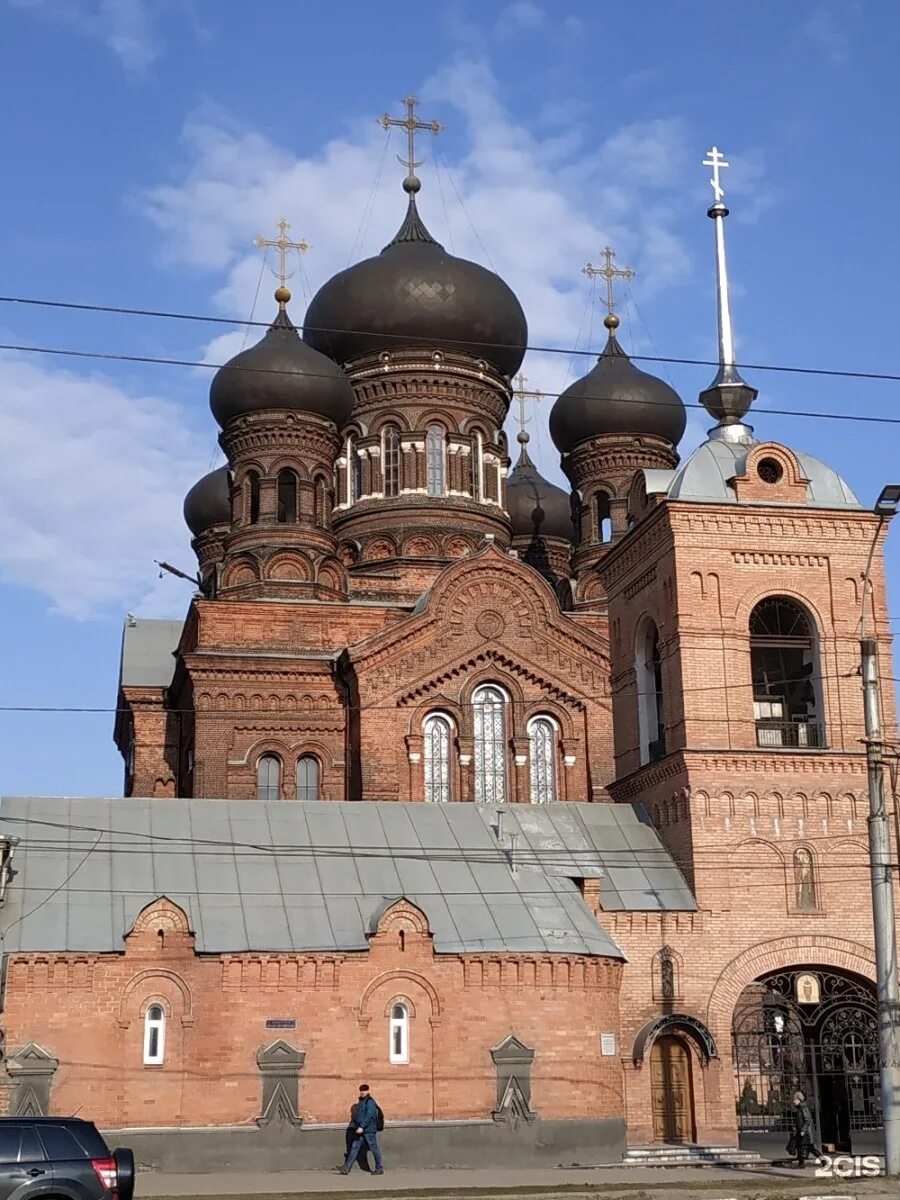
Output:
top-left (860, 483), bottom-right (900, 1175)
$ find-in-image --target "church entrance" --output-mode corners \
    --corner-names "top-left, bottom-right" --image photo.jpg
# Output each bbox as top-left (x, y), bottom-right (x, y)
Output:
top-left (732, 967), bottom-right (879, 1153)
top-left (650, 1035), bottom-right (696, 1143)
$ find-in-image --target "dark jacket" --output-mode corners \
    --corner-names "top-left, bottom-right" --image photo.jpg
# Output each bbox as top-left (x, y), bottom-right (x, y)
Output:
top-left (355, 1095), bottom-right (378, 1135)
top-left (794, 1101), bottom-right (814, 1139)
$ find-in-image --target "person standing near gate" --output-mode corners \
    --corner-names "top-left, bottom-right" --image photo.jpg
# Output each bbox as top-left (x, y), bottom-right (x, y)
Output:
top-left (339, 1083), bottom-right (383, 1175)
top-left (790, 1091), bottom-right (820, 1167)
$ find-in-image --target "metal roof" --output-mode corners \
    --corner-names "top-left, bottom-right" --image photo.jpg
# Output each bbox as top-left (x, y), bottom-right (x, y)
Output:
top-left (0, 798), bottom-right (695, 959)
top-left (119, 619), bottom-right (183, 688)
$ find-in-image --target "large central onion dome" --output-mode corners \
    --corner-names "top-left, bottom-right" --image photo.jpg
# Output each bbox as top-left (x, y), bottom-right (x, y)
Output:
top-left (209, 291), bottom-right (354, 429)
top-left (303, 180), bottom-right (527, 377)
top-left (507, 434), bottom-right (574, 542)
top-left (550, 315), bottom-right (686, 453)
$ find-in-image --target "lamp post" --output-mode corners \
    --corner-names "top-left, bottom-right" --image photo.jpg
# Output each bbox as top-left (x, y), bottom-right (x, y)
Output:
top-left (861, 484), bottom-right (900, 1175)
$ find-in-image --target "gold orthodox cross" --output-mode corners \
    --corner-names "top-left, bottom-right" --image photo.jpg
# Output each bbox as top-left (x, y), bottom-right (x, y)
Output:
top-left (583, 246), bottom-right (635, 316)
top-left (378, 95), bottom-right (443, 178)
top-left (512, 372), bottom-right (543, 439)
top-left (254, 218), bottom-right (311, 291)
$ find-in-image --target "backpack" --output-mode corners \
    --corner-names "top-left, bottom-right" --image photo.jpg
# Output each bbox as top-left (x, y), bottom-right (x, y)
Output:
top-left (376, 1104), bottom-right (385, 1132)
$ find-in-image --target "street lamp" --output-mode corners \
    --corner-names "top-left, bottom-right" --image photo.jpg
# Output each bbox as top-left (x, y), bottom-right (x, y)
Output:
top-left (859, 484), bottom-right (900, 1175)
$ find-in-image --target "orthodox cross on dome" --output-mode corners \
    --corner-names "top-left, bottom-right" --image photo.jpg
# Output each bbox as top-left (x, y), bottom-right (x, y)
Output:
top-left (703, 145), bottom-right (729, 206)
top-left (378, 95), bottom-right (443, 190)
top-left (582, 246), bottom-right (634, 329)
top-left (512, 372), bottom-right (543, 446)
top-left (254, 219), bottom-right (311, 307)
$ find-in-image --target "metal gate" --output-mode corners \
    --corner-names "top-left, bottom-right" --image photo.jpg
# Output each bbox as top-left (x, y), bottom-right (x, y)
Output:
top-left (732, 968), bottom-right (879, 1145)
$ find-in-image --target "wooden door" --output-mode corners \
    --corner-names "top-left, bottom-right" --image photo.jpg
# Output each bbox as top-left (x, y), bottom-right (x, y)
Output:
top-left (650, 1036), bottom-right (696, 1143)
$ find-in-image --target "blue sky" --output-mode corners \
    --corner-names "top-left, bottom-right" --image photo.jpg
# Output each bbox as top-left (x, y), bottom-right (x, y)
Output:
top-left (1, 0), bottom-right (898, 797)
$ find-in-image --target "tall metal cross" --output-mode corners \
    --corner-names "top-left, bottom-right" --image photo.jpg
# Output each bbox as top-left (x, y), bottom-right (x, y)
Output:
top-left (254, 218), bottom-right (310, 288)
top-left (582, 246), bottom-right (635, 316)
top-left (702, 145), bottom-right (730, 204)
top-left (378, 95), bottom-right (443, 178)
top-left (512, 372), bottom-right (543, 438)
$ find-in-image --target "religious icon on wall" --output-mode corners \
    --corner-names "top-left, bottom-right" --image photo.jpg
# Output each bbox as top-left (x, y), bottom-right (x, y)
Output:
top-left (793, 848), bottom-right (817, 910)
top-left (796, 972), bottom-right (821, 1005)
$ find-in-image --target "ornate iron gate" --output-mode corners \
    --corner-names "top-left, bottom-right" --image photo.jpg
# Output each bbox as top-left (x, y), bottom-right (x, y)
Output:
top-left (732, 968), bottom-right (879, 1146)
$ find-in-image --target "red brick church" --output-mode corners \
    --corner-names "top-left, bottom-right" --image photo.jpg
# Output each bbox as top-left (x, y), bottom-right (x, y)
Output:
top-left (0, 133), bottom-right (894, 1168)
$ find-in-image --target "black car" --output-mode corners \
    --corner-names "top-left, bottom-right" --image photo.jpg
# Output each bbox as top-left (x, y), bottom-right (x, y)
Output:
top-left (0, 1119), bottom-right (134, 1200)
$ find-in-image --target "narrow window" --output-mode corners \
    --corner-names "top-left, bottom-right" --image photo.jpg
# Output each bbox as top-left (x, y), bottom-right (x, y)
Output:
top-left (248, 471), bottom-right (261, 524)
top-left (528, 716), bottom-right (558, 804)
top-left (256, 753), bottom-right (281, 802)
top-left (636, 620), bottom-right (665, 765)
top-left (296, 755), bottom-right (320, 802)
top-left (595, 491), bottom-right (612, 543)
top-left (346, 436), bottom-right (360, 504)
top-left (750, 597), bottom-right (822, 748)
top-left (473, 685), bottom-right (508, 804)
top-left (423, 714), bottom-right (452, 803)
top-left (383, 425), bottom-right (401, 497)
top-left (472, 432), bottom-right (484, 500)
top-left (389, 1002), bottom-right (409, 1064)
top-left (143, 1004), bottom-right (166, 1066)
top-left (277, 469), bottom-right (298, 523)
top-left (426, 424), bottom-right (445, 496)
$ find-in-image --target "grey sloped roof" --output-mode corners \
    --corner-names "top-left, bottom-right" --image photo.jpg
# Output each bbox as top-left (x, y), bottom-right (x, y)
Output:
top-left (667, 434), bottom-right (860, 508)
top-left (0, 797), bottom-right (695, 959)
top-left (119, 619), bottom-right (184, 688)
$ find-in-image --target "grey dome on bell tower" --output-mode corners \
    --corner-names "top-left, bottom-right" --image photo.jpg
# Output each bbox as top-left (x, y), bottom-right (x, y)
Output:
top-left (507, 433), bottom-right (575, 541)
top-left (549, 315), bottom-right (686, 453)
top-left (184, 465), bottom-right (231, 537)
top-left (303, 177), bottom-right (527, 377)
top-left (209, 292), bottom-right (354, 430)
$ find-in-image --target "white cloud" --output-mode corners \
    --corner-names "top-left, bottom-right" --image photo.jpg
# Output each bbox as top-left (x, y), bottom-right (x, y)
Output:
top-left (494, 1), bottom-right (545, 36)
top-left (11, 0), bottom-right (164, 73)
top-left (0, 353), bottom-right (212, 618)
top-left (801, 5), bottom-right (848, 64)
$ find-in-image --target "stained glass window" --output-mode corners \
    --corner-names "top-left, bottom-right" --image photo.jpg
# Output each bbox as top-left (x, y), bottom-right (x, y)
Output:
top-left (473, 685), bottom-right (507, 805)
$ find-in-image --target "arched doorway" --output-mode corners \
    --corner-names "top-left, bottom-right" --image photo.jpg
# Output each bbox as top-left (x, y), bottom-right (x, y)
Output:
top-left (650, 1036), bottom-right (696, 1143)
top-left (732, 966), bottom-right (879, 1153)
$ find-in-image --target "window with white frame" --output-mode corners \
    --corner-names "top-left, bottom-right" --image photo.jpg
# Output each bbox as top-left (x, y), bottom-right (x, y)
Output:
top-left (426, 425), bottom-right (445, 496)
top-left (257, 753), bottom-right (281, 802)
top-left (346, 435), bottom-right (361, 504)
top-left (528, 716), bottom-right (558, 804)
top-left (296, 755), bottom-right (320, 802)
top-left (143, 1003), bottom-right (166, 1065)
top-left (423, 714), bottom-right (452, 803)
top-left (473, 685), bottom-right (508, 804)
top-left (383, 425), bottom-right (401, 497)
top-left (389, 1001), bottom-right (409, 1064)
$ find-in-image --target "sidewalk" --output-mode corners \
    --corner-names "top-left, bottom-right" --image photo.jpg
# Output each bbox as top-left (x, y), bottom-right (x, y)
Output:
top-left (135, 1161), bottom-right (895, 1199)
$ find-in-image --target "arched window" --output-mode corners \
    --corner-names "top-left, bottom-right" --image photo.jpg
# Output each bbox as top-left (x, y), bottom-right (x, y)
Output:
top-left (277, 469), bottom-right (298, 523)
top-left (636, 620), bottom-right (665, 765)
top-left (472, 432), bottom-right (484, 500)
top-left (247, 471), bottom-right (261, 524)
top-left (793, 847), bottom-right (818, 910)
top-left (389, 1001), bottom-right (409, 1064)
top-left (473, 685), bottom-right (508, 804)
top-left (595, 491), bottom-right (612, 543)
top-left (346, 436), bottom-right (360, 504)
top-left (382, 425), bottom-right (401, 497)
top-left (426, 425), bottom-right (445, 496)
top-left (750, 597), bottom-right (822, 748)
top-left (296, 755), bottom-right (320, 802)
top-left (143, 1003), bottom-right (166, 1066)
top-left (424, 714), bottom-right (452, 803)
top-left (314, 477), bottom-right (329, 527)
top-left (528, 716), bottom-right (558, 804)
top-left (256, 753), bottom-right (281, 802)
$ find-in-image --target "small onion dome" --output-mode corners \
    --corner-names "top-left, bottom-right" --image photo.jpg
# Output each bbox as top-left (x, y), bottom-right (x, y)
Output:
top-left (184, 465), bottom-right (231, 537)
top-left (549, 315), bottom-right (686, 454)
top-left (209, 291), bottom-right (354, 429)
top-left (507, 433), bottom-right (574, 542)
top-left (303, 184), bottom-right (527, 377)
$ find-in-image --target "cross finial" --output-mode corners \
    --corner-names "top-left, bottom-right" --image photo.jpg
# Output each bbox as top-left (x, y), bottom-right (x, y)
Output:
top-left (583, 246), bottom-right (635, 317)
top-left (377, 95), bottom-right (443, 189)
top-left (254, 219), bottom-right (311, 307)
top-left (702, 145), bottom-right (730, 206)
top-left (512, 372), bottom-right (542, 445)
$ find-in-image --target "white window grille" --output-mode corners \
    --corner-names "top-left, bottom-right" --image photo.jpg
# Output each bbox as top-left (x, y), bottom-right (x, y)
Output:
top-left (528, 716), bottom-right (558, 803)
top-left (383, 426), bottom-right (401, 497)
top-left (389, 1002), bottom-right (409, 1064)
top-left (143, 1004), bottom-right (166, 1065)
top-left (473, 685), bottom-right (508, 804)
top-left (426, 425), bottom-right (445, 496)
top-left (424, 714), bottom-right (452, 803)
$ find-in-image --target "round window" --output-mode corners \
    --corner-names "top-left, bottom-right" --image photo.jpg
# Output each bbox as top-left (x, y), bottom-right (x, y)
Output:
top-left (757, 457), bottom-right (783, 484)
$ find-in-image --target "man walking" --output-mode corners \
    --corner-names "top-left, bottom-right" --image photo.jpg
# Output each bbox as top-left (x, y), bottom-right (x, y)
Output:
top-left (339, 1083), bottom-right (383, 1175)
top-left (790, 1090), bottom-right (820, 1168)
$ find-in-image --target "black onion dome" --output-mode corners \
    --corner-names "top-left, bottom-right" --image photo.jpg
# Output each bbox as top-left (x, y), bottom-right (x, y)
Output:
top-left (303, 194), bottom-right (527, 376)
top-left (184, 465), bottom-right (231, 537)
top-left (507, 437), bottom-right (574, 542)
top-left (209, 303), bottom-right (354, 429)
top-left (549, 327), bottom-right (686, 453)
